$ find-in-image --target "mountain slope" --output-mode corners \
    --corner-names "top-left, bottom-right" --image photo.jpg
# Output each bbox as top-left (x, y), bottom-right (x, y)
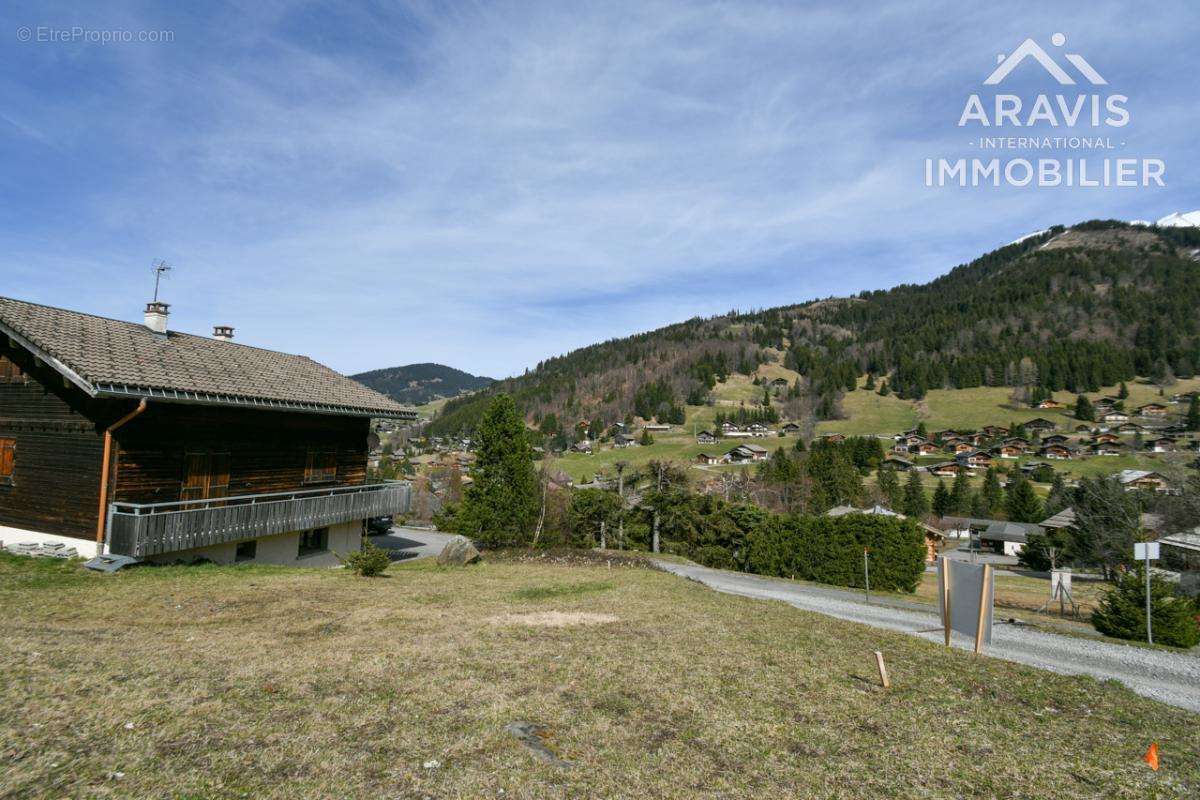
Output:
top-left (351, 363), bottom-right (493, 406)
top-left (430, 220), bottom-right (1200, 436)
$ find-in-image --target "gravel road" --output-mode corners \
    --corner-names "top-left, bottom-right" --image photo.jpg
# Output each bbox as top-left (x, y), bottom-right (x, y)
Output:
top-left (655, 560), bottom-right (1200, 713)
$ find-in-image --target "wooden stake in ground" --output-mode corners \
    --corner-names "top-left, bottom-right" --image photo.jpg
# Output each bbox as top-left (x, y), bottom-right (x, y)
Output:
top-left (939, 558), bottom-right (952, 647)
top-left (973, 564), bottom-right (992, 655)
top-left (873, 650), bottom-right (890, 689)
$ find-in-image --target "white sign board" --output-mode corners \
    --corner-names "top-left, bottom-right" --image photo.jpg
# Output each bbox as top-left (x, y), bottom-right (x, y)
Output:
top-left (1050, 569), bottom-right (1072, 599)
top-left (937, 558), bottom-right (994, 652)
top-left (1134, 542), bottom-right (1160, 561)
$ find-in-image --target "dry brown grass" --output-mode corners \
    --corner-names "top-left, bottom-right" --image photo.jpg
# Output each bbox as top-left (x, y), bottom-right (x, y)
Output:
top-left (1, 552), bottom-right (1197, 799)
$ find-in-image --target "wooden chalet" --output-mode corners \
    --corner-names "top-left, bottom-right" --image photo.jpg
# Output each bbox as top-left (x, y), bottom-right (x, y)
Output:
top-left (1100, 411), bottom-right (1130, 424)
top-left (1035, 399), bottom-right (1064, 410)
top-left (696, 430), bottom-right (717, 444)
top-left (1024, 417), bottom-right (1057, 432)
top-left (1137, 403), bottom-right (1169, 417)
top-left (881, 455), bottom-right (913, 471)
top-left (1117, 470), bottom-right (1171, 493)
top-left (1038, 443), bottom-right (1074, 460)
top-left (694, 452), bottom-right (722, 466)
top-left (0, 297), bottom-right (416, 565)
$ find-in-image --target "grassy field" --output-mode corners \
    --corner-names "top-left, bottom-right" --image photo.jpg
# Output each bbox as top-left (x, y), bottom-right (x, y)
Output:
top-left (551, 431), bottom-right (801, 483)
top-left (2, 552), bottom-right (1196, 799)
top-left (816, 377), bottom-right (1200, 437)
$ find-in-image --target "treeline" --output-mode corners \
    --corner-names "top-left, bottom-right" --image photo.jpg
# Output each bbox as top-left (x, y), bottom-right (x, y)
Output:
top-left (429, 222), bottom-right (1200, 435)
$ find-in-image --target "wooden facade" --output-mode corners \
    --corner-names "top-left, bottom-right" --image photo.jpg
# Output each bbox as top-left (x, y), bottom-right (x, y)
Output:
top-left (0, 340), bottom-right (370, 545)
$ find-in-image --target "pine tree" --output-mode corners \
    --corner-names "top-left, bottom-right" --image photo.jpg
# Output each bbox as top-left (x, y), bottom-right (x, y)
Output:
top-left (1005, 474), bottom-right (1043, 523)
top-left (1074, 394), bottom-right (1094, 422)
top-left (877, 467), bottom-right (901, 509)
top-left (1117, 381), bottom-right (1129, 400)
top-left (902, 470), bottom-right (929, 517)
top-left (455, 394), bottom-right (539, 547)
top-left (981, 467), bottom-right (1003, 515)
top-left (932, 479), bottom-right (952, 517)
top-left (877, 379), bottom-right (890, 396)
top-left (1187, 395), bottom-right (1200, 432)
top-left (949, 469), bottom-right (971, 513)
top-left (1092, 568), bottom-right (1200, 647)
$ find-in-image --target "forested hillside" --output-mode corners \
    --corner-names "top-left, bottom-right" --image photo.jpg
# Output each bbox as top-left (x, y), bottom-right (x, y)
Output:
top-left (429, 221), bottom-right (1200, 437)
top-left (351, 363), bottom-right (493, 406)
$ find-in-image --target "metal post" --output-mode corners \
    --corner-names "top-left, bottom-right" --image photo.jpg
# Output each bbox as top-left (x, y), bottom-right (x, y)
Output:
top-left (1145, 560), bottom-right (1153, 646)
top-left (863, 547), bottom-right (871, 604)
top-left (652, 511), bottom-right (660, 554)
top-left (599, 521), bottom-right (606, 550)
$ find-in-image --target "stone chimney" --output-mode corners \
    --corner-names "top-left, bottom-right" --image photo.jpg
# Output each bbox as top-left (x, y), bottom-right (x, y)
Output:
top-left (212, 325), bottom-right (235, 341)
top-left (144, 301), bottom-right (169, 334)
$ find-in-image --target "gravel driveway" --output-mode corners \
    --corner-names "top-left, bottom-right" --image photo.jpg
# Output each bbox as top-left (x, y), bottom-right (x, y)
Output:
top-left (655, 560), bottom-right (1200, 713)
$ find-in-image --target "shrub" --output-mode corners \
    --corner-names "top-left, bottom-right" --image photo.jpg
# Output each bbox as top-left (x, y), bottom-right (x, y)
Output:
top-left (1091, 568), bottom-right (1200, 648)
top-left (745, 514), bottom-right (925, 592)
top-left (340, 540), bottom-right (392, 577)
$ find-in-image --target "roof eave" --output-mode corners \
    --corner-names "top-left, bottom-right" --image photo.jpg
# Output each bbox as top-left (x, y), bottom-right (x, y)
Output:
top-left (0, 318), bottom-right (98, 398)
top-left (93, 383), bottom-right (418, 420)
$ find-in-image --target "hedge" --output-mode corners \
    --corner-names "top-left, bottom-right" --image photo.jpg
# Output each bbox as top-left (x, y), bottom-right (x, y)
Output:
top-left (744, 513), bottom-right (926, 593)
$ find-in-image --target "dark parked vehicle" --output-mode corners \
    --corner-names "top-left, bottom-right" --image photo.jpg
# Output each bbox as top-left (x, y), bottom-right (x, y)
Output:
top-left (366, 515), bottom-right (394, 535)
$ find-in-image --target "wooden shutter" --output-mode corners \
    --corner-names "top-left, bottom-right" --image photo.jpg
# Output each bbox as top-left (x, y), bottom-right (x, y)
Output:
top-left (209, 452), bottom-right (231, 503)
top-left (0, 439), bottom-right (14, 483)
top-left (181, 451), bottom-right (210, 504)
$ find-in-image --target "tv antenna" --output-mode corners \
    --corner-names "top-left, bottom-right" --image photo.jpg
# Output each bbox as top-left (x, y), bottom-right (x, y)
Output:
top-left (151, 259), bottom-right (172, 302)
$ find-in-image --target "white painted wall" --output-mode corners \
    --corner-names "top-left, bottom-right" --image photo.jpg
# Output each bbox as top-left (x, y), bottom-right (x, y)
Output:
top-left (141, 521), bottom-right (362, 567)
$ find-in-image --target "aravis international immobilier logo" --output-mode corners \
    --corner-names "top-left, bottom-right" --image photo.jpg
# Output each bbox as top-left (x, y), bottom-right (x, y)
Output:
top-left (925, 33), bottom-right (1165, 189)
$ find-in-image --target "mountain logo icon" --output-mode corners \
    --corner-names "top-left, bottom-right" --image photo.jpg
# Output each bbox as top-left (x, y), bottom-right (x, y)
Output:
top-left (984, 34), bottom-right (1107, 86)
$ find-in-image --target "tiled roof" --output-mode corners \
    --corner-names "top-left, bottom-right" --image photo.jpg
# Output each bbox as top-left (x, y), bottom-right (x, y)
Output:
top-left (0, 296), bottom-right (414, 418)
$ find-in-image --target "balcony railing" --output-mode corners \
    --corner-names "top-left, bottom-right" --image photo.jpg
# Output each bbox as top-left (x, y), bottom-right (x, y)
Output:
top-left (106, 481), bottom-right (412, 557)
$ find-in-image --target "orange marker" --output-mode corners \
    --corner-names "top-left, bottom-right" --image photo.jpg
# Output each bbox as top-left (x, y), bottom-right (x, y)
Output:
top-left (1143, 742), bottom-right (1159, 771)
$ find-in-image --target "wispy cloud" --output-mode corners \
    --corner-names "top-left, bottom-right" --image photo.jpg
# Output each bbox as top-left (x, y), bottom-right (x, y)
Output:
top-left (0, 0), bottom-right (1194, 376)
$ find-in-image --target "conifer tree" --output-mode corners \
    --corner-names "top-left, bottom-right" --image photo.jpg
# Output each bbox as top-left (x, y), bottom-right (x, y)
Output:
top-left (932, 479), bottom-right (952, 517)
top-left (1074, 394), bottom-right (1094, 422)
top-left (981, 467), bottom-right (1003, 515)
top-left (1187, 395), bottom-right (1200, 432)
top-left (455, 394), bottom-right (539, 547)
top-left (1005, 474), bottom-right (1043, 523)
top-left (877, 467), bottom-right (901, 509)
top-left (949, 469), bottom-right (971, 513)
top-left (902, 470), bottom-right (929, 518)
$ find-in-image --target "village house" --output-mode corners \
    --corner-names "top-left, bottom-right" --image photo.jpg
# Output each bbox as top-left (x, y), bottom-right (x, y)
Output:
top-left (1038, 443), bottom-right (1074, 460)
top-left (938, 516), bottom-right (1042, 557)
top-left (1100, 410), bottom-right (1130, 425)
top-left (993, 443), bottom-right (1024, 459)
top-left (1090, 442), bottom-right (1125, 456)
top-left (1116, 421), bottom-right (1144, 434)
top-left (912, 441), bottom-right (940, 456)
top-left (980, 425), bottom-right (1008, 438)
top-left (613, 433), bottom-right (639, 449)
top-left (1024, 417), bottom-right (1057, 432)
top-left (571, 440), bottom-right (593, 454)
top-left (694, 452), bottom-right (723, 466)
top-left (726, 443), bottom-right (769, 463)
top-left (1091, 432), bottom-right (1121, 444)
top-left (1019, 460), bottom-right (1053, 476)
top-left (927, 461), bottom-right (966, 477)
top-left (956, 450), bottom-right (993, 469)
top-left (0, 296), bottom-right (416, 566)
top-left (643, 423), bottom-right (672, 432)
top-left (820, 433), bottom-right (846, 444)
top-left (1137, 403), bottom-right (1169, 418)
top-left (696, 430), bottom-right (717, 444)
top-left (1117, 469), bottom-right (1171, 493)
top-left (1035, 398), bottom-right (1064, 410)
top-left (1144, 437), bottom-right (1175, 453)
top-left (1041, 433), bottom-right (1070, 446)
top-left (952, 441), bottom-right (975, 455)
top-left (780, 422), bottom-right (802, 436)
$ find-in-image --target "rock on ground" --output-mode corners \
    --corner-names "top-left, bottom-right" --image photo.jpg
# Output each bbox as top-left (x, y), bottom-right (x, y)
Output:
top-left (436, 535), bottom-right (481, 566)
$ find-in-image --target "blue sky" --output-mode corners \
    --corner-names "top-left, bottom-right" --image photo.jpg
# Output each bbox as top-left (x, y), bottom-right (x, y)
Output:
top-left (0, 1), bottom-right (1195, 378)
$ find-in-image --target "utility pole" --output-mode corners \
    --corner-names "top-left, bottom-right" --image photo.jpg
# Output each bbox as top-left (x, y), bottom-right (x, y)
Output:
top-left (652, 511), bottom-right (660, 554)
top-left (863, 547), bottom-right (871, 604)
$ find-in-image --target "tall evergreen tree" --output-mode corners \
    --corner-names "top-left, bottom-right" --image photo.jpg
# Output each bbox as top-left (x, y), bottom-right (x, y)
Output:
top-left (981, 467), bottom-right (1003, 516)
top-left (901, 470), bottom-right (929, 518)
top-left (876, 467), bottom-right (901, 509)
top-left (1073, 394), bottom-right (1094, 422)
top-left (949, 469), bottom-right (971, 513)
top-left (932, 479), bottom-right (952, 517)
top-left (455, 394), bottom-right (539, 546)
top-left (1117, 381), bottom-right (1129, 399)
top-left (1187, 395), bottom-right (1200, 432)
top-left (1005, 474), bottom-right (1043, 523)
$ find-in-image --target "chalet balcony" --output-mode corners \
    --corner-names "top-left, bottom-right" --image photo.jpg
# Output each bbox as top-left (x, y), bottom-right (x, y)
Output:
top-left (106, 481), bottom-right (412, 558)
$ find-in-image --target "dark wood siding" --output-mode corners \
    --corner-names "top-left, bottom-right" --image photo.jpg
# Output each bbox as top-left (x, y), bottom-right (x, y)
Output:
top-left (0, 348), bottom-right (107, 539)
top-left (112, 406), bottom-right (369, 506)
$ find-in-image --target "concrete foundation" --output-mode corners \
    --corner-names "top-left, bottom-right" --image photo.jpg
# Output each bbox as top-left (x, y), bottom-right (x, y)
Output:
top-left (141, 521), bottom-right (363, 567)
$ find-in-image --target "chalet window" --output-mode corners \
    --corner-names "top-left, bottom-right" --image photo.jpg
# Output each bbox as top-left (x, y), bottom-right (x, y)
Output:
top-left (304, 447), bottom-right (338, 484)
top-left (0, 438), bottom-right (14, 486)
top-left (0, 356), bottom-right (25, 383)
top-left (180, 450), bottom-right (231, 504)
top-left (298, 527), bottom-right (328, 555)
